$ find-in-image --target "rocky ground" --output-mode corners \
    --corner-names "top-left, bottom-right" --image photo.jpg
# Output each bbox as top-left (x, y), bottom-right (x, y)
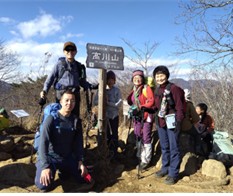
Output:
top-left (0, 125), bottom-right (233, 193)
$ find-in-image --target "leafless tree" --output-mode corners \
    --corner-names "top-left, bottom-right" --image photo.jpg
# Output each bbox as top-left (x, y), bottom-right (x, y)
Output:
top-left (121, 39), bottom-right (159, 76)
top-left (176, 0), bottom-right (233, 133)
top-left (0, 40), bottom-right (21, 83)
top-left (176, 0), bottom-right (233, 69)
top-left (3, 52), bottom-right (53, 130)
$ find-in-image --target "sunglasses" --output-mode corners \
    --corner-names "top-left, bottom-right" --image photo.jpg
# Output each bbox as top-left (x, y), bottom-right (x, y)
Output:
top-left (65, 47), bottom-right (76, 52)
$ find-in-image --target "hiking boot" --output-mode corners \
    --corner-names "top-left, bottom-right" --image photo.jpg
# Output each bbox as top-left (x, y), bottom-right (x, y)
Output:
top-left (164, 176), bottom-right (178, 185)
top-left (155, 170), bottom-right (168, 178)
top-left (137, 162), bottom-right (149, 170)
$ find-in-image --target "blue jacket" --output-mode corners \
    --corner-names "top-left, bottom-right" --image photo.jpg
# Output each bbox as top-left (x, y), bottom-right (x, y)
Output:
top-left (39, 112), bottom-right (84, 170)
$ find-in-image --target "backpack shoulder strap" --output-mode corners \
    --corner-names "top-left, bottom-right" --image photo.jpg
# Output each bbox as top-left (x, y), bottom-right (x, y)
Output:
top-left (74, 116), bottom-right (78, 131)
top-left (57, 57), bottom-right (69, 81)
top-left (74, 60), bottom-right (86, 79)
top-left (166, 82), bottom-right (173, 91)
top-left (165, 82), bottom-right (175, 108)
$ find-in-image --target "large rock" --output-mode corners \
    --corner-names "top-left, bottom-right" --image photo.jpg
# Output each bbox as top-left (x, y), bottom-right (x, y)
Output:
top-left (0, 163), bottom-right (35, 186)
top-left (201, 159), bottom-right (227, 179)
top-left (180, 152), bottom-right (198, 175)
top-left (0, 136), bottom-right (15, 152)
top-left (0, 152), bottom-right (11, 161)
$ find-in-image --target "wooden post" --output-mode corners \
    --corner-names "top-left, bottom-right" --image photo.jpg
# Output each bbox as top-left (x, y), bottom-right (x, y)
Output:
top-left (97, 68), bottom-right (107, 147)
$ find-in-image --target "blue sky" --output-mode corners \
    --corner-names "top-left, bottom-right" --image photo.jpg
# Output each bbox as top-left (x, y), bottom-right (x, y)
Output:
top-left (0, 0), bottom-right (193, 81)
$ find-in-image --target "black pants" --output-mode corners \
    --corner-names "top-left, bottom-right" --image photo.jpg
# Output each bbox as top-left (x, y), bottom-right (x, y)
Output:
top-left (107, 116), bottom-right (119, 158)
top-left (201, 133), bottom-right (213, 157)
top-left (35, 156), bottom-right (84, 191)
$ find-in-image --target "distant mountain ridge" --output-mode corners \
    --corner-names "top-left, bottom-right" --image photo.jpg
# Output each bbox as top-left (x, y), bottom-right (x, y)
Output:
top-left (0, 80), bottom-right (12, 93)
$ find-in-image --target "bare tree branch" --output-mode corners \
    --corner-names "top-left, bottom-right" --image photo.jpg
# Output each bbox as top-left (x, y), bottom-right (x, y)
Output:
top-left (121, 38), bottom-right (159, 76)
top-left (0, 40), bottom-right (21, 82)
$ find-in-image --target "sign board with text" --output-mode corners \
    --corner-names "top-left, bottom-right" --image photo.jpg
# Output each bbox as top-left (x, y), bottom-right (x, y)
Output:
top-left (86, 43), bottom-right (124, 70)
top-left (11, 109), bottom-right (29, 118)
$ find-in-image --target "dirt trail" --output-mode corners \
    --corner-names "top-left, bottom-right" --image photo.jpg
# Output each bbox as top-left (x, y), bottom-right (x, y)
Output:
top-left (0, 127), bottom-right (233, 193)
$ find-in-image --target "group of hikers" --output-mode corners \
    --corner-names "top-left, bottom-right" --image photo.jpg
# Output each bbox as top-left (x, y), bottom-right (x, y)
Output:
top-left (35, 41), bottom-right (215, 192)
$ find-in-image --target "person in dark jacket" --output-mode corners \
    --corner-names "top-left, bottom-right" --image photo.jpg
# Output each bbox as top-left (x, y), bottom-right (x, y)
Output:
top-left (40, 41), bottom-right (97, 118)
top-left (35, 90), bottom-right (91, 191)
top-left (181, 89), bottom-right (201, 154)
top-left (195, 102), bottom-right (215, 158)
top-left (153, 65), bottom-right (185, 185)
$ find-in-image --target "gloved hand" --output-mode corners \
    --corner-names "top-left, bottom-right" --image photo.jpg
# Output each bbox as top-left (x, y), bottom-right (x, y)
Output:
top-left (140, 106), bottom-right (155, 114)
top-left (39, 91), bottom-right (47, 106)
top-left (40, 91), bottom-right (47, 99)
top-left (38, 97), bottom-right (46, 106)
top-left (175, 121), bottom-right (181, 132)
top-left (84, 83), bottom-right (99, 91)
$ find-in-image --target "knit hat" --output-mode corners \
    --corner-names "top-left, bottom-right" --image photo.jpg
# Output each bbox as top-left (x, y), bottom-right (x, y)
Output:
top-left (132, 70), bottom-right (144, 81)
top-left (184, 89), bottom-right (191, 101)
top-left (153, 65), bottom-right (170, 79)
top-left (107, 70), bottom-right (116, 80)
top-left (63, 41), bottom-right (77, 51)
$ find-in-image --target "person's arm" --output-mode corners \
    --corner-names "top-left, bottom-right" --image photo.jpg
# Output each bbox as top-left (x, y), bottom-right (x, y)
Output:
top-left (73, 119), bottom-right (84, 162)
top-left (78, 63), bottom-right (93, 91)
top-left (107, 87), bottom-right (122, 109)
top-left (42, 63), bottom-right (59, 94)
top-left (171, 85), bottom-right (185, 122)
top-left (73, 118), bottom-right (88, 176)
top-left (39, 115), bottom-right (54, 170)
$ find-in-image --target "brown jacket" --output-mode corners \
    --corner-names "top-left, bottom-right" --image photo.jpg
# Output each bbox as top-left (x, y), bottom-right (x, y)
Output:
top-left (181, 101), bottom-right (199, 131)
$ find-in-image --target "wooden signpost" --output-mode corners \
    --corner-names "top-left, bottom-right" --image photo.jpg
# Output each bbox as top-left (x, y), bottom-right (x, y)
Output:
top-left (86, 43), bottom-right (124, 146)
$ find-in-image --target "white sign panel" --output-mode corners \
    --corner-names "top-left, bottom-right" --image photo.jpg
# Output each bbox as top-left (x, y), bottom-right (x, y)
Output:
top-left (11, 110), bottom-right (29, 118)
top-left (123, 100), bottom-right (130, 116)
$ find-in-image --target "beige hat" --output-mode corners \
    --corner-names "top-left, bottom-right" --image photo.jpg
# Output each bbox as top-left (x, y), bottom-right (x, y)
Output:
top-left (63, 41), bottom-right (77, 51)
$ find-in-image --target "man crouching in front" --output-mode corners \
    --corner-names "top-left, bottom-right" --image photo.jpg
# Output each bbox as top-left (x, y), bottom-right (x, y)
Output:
top-left (34, 90), bottom-right (91, 192)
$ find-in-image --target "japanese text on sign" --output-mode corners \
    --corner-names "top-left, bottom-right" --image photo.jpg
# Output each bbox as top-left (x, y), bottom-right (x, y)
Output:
top-left (86, 43), bottom-right (124, 70)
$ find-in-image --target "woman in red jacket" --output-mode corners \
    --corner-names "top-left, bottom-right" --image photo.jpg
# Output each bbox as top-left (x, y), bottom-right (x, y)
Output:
top-left (127, 70), bottom-right (155, 170)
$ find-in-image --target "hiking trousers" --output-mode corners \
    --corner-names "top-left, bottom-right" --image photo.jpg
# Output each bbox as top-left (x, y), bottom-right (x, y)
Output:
top-left (157, 126), bottom-right (181, 178)
top-left (107, 116), bottom-right (119, 158)
top-left (133, 120), bottom-right (152, 144)
top-left (35, 155), bottom-right (84, 191)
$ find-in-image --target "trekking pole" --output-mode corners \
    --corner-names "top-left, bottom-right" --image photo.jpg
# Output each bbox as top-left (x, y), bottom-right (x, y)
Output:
top-left (137, 107), bottom-right (145, 179)
top-left (137, 137), bottom-right (142, 179)
top-left (126, 117), bottom-right (132, 145)
top-left (30, 103), bottom-right (44, 164)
